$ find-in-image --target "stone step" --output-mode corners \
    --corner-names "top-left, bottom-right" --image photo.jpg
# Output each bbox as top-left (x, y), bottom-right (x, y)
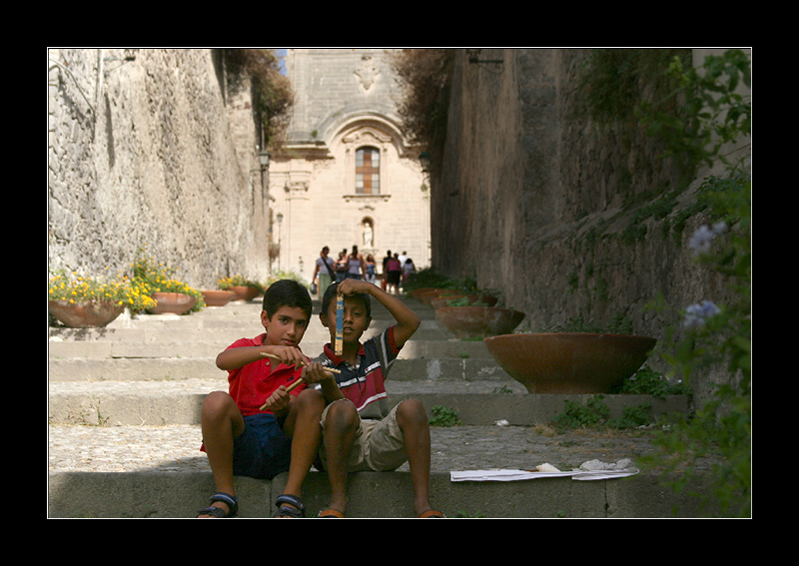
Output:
top-left (47, 335), bottom-right (493, 360)
top-left (47, 378), bottom-right (689, 427)
top-left (47, 422), bottom-right (711, 518)
top-left (48, 467), bottom-right (710, 519)
top-left (47, 356), bottom-right (509, 384)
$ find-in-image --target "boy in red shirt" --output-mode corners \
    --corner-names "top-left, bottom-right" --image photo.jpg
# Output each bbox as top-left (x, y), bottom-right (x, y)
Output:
top-left (313, 278), bottom-right (445, 517)
top-left (197, 280), bottom-right (338, 518)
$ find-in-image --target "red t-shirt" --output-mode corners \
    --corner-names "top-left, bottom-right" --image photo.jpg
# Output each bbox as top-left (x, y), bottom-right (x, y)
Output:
top-left (225, 333), bottom-right (306, 417)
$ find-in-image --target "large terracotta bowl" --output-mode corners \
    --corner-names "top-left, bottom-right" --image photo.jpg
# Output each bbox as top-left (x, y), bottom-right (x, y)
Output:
top-left (49, 300), bottom-right (125, 328)
top-left (147, 292), bottom-right (197, 315)
top-left (227, 285), bottom-right (260, 302)
top-left (435, 306), bottom-right (525, 339)
top-left (483, 333), bottom-right (657, 394)
top-left (202, 289), bottom-right (236, 307)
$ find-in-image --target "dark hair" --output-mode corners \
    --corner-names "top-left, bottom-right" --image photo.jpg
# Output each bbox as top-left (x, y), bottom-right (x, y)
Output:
top-left (263, 279), bottom-right (312, 320)
top-left (321, 282), bottom-right (371, 318)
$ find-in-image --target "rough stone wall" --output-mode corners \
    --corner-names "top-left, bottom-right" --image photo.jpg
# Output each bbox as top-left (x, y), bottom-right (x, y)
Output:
top-left (48, 48), bottom-right (269, 288)
top-left (431, 48), bottom-right (745, 396)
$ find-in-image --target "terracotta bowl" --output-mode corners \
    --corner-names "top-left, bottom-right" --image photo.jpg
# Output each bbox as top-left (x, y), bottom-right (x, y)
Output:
top-left (147, 292), bottom-right (197, 315)
top-left (49, 300), bottom-right (125, 328)
top-left (435, 306), bottom-right (525, 339)
top-left (227, 285), bottom-right (260, 302)
top-left (202, 289), bottom-right (236, 307)
top-left (483, 333), bottom-right (657, 394)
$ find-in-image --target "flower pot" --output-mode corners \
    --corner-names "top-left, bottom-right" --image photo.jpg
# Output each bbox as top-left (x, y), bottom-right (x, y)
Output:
top-left (147, 292), bottom-right (196, 315)
top-left (430, 294), bottom-right (499, 310)
top-left (202, 289), bottom-right (236, 307)
top-left (435, 306), bottom-right (525, 339)
top-left (49, 299), bottom-right (125, 328)
top-left (227, 285), bottom-right (260, 302)
top-left (483, 333), bottom-right (657, 394)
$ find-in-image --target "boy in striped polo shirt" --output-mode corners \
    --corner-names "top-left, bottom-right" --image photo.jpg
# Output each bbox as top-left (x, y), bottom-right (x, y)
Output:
top-left (314, 279), bottom-right (444, 518)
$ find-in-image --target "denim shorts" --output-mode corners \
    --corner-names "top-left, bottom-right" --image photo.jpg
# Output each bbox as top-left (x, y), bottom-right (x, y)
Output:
top-left (232, 413), bottom-right (292, 480)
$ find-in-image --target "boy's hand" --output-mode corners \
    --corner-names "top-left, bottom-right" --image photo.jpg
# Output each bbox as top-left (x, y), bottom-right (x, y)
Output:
top-left (301, 361), bottom-right (337, 384)
top-left (262, 346), bottom-right (308, 368)
top-left (336, 277), bottom-right (371, 297)
top-left (261, 386), bottom-right (291, 415)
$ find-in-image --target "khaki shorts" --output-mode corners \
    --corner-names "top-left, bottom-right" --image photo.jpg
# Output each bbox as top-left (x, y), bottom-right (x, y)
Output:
top-left (318, 399), bottom-right (407, 472)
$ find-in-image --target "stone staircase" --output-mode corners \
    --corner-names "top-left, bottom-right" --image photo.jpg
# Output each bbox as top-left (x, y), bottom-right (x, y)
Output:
top-left (48, 294), bottom-right (707, 518)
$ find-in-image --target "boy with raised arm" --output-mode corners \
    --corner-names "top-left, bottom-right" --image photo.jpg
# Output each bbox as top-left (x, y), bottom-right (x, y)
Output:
top-left (313, 278), bottom-right (445, 518)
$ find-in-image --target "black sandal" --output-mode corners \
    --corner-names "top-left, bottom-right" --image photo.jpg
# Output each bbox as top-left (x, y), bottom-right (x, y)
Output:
top-left (197, 492), bottom-right (238, 518)
top-left (274, 494), bottom-right (305, 518)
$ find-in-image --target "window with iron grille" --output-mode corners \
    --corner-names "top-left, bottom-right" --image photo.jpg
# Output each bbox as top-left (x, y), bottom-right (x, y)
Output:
top-left (355, 147), bottom-right (380, 194)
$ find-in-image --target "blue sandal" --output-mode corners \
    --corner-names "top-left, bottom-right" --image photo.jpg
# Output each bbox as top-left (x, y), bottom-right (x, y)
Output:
top-left (274, 494), bottom-right (305, 518)
top-left (197, 492), bottom-right (238, 518)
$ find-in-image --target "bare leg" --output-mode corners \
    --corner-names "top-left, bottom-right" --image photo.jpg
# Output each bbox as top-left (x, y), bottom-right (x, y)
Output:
top-left (323, 399), bottom-right (359, 514)
top-left (395, 398), bottom-right (432, 516)
top-left (199, 391), bottom-right (245, 517)
top-left (278, 389), bottom-right (326, 514)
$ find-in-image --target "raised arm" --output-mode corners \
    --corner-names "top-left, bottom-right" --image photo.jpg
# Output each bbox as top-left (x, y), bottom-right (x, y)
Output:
top-left (336, 278), bottom-right (420, 347)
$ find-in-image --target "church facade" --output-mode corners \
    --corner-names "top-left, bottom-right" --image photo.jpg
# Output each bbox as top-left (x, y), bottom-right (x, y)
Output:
top-left (268, 49), bottom-right (430, 284)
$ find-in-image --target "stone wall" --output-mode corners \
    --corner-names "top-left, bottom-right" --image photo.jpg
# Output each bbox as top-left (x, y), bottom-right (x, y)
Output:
top-left (48, 48), bottom-right (270, 288)
top-left (431, 49), bottom-right (748, 396)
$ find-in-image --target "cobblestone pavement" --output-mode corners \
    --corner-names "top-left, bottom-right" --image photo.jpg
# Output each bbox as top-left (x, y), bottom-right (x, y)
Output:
top-left (48, 415), bottom-right (661, 475)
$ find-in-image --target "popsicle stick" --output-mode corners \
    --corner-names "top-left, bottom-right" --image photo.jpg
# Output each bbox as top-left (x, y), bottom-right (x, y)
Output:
top-left (286, 378), bottom-right (305, 393)
top-left (335, 294), bottom-right (344, 355)
top-left (260, 352), bottom-right (340, 373)
top-left (261, 352), bottom-right (305, 366)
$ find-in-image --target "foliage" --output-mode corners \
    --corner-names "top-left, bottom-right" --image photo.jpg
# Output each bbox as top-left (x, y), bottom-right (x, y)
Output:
top-left (445, 296), bottom-right (490, 307)
top-left (224, 49), bottom-right (294, 151)
top-left (429, 405), bottom-right (461, 427)
top-left (552, 396), bottom-right (610, 433)
top-left (48, 268), bottom-right (156, 314)
top-left (266, 269), bottom-right (310, 289)
top-left (218, 275), bottom-right (264, 292)
top-left (641, 50), bottom-right (751, 517)
top-left (552, 394), bottom-right (655, 434)
top-left (637, 49), bottom-right (751, 170)
top-left (388, 49), bottom-right (455, 175)
top-left (610, 366), bottom-right (691, 398)
top-left (540, 313), bottom-right (634, 335)
top-left (404, 267), bottom-right (480, 295)
top-left (579, 48), bottom-right (692, 127)
top-left (131, 247), bottom-right (205, 312)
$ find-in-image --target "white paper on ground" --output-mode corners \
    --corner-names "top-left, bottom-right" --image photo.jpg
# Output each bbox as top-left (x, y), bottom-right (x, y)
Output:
top-left (450, 466), bottom-right (639, 482)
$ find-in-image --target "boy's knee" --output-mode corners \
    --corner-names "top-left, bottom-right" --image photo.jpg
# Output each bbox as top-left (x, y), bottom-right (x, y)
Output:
top-left (296, 388), bottom-right (325, 411)
top-left (202, 391), bottom-right (235, 419)
top-left (397, 398), bottom-right (428, 426)
top-left (325, 399), bottom-right (358, 432)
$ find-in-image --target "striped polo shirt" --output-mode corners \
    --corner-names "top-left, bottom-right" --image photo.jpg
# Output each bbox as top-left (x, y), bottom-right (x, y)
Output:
top-left (316, 326), bottom-right (401, 420)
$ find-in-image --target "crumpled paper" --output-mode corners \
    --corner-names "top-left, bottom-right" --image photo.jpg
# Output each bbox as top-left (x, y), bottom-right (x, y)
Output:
top-left (450, 459), bottom-right (639, 482)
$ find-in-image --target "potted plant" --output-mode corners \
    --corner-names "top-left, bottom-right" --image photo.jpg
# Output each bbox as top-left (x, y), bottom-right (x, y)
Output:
top-left (131, 250), bottom-right (205, 315)
top-left (201, 288), bottom-right (237, 307)
top-left (429, 294), bottom-right (499, 310)
top-left (435, 303), bottom-right (525, 339)
top-left (48, 269), bottom-right (155, 327)
top-left (483, 316), bottom-right (656, 394)
top-left (218, 275), bottom-right (264, 302)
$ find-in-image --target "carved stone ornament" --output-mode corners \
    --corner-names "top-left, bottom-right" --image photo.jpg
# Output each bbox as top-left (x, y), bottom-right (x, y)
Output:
top-left (355, 56), bottom-right (380, 91)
